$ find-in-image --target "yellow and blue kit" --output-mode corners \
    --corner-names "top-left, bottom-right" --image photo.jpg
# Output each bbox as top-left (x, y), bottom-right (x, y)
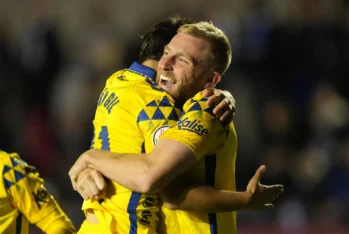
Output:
top-left (159, 92), bottom-right (238, 234)
top-left (0, 150), bottom-right (76, 234)
top-left (83, 62), bottom-right (181, 234)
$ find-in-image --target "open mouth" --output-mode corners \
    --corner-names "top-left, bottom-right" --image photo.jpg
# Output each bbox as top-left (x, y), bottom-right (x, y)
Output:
top-left (160, 75), bottom-right (176, 87)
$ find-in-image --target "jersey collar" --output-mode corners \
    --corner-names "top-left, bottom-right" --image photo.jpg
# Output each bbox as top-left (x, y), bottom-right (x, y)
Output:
top-left (129, 62), bottom-right (156, 81)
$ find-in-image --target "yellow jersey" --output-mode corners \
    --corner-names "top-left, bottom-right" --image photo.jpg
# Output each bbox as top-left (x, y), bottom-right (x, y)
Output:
top-left (83, 62), bottom-right (181, 234)
top-left (159, 92), bottom-right (238, 234)
top-left (0, 150), bottom-right (76, 234)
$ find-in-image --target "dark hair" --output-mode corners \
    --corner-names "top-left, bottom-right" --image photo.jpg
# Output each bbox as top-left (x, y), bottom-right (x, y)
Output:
top-left (139, 15), bottom-right (195, 63)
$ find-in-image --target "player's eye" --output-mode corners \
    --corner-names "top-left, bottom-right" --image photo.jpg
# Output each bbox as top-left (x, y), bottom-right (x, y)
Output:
top-left (163, 50), bottom-right (169, 56)
top-left (178, 57), bottom-right (189, 65)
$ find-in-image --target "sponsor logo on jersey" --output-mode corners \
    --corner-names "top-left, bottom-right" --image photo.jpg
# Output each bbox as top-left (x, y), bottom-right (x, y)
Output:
top-left (177, 117), bottom-right (209, 136)
top-left (152, 125), bottom-right (171, 146)
top-left (33, 185), bottom-right (49, 209)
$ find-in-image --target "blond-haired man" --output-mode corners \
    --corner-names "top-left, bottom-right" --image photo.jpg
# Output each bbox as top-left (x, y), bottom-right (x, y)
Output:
top-left (70, 21), bottom-right (283, 234)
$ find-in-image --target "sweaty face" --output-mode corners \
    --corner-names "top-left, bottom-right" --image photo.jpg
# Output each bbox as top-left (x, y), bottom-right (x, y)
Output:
top-left (157, 33), bottom-right (213, 105)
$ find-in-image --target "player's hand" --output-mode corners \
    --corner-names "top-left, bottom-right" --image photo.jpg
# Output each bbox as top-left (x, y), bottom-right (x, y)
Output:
top-left (76, 168), bottom-right (106, 200)
top-left (202, 88), bottom-right (236, 124)
top-left (243, 165), bottom-right (284, 210)
top-left (68, 151), bottom-right (91, 191)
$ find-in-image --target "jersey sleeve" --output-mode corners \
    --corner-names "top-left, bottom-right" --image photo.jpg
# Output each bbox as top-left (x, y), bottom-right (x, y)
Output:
top-left (160, 92), bottom-right (230, 161)
top-left (137, 94), bottom-right (181, 153)
top-left (5, 153), bottom-right (71, 225)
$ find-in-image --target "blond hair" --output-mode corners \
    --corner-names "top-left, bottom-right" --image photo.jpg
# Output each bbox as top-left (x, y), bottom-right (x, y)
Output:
top-left (178, 21), bottom-right (232, 75)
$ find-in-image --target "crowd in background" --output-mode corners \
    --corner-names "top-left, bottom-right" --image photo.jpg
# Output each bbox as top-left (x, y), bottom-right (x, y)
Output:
top-left (0, 0), bottom-right (348, 232)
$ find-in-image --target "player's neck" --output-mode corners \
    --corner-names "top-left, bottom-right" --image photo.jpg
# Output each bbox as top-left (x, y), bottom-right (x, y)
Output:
top-left (142, 60), bottom-right (158, 71)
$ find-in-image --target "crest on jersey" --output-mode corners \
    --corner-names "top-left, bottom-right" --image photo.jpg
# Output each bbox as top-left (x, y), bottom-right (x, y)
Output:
top-left (152, 125), bottom-right (171, 146)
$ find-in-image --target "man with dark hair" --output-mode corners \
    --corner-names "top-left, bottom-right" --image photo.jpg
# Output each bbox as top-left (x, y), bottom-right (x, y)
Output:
top-left (70, 19), bottom-right (284, 234)
top-left (139, 16), bottom-right (194, 63)
top-left (73, 16), bottom-right (237, 233)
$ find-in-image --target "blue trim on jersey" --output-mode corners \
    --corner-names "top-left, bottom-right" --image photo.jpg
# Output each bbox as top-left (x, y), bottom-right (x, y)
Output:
top-left (16, 212), bottom-right (22, 234)
top-left (98, 126), bottom-right (110, 150)
top-left (127, 192), bottom-right (142, 234)
top-left (205, 155), bottom-right (217, 234)
top-left (208, 213), bottom-right (218, 234)
top-left (129, 62), bottom-right (156, 80)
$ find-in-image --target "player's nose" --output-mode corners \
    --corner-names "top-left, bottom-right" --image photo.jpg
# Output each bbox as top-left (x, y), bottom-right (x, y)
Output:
top-left (159, 56), bottom-right (175, 71)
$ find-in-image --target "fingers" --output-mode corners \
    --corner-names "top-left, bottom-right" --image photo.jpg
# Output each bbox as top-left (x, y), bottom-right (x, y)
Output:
top-left (253, 165), bottom-right (267, 183)
top-left (76, 168), bottom-right (106, 201)
top-left (68, 154), bottom-right (90, 190)
top-left (204, 88), bottom-right (236, 124)
top-left (206, 94), bottom-right (224, 107)
top-left (68, 168), bottom-right (78, 191)
top-left (77, 181), bottom-right (91, 200)
top-left (266, 184), bottom-right (284, 194)
top-left (202, 88), bottom-right (215, 97)
top-left (208, 96), bottom-right (234, 123)
top-left (261, 184), bottom-right (284, 204)
top-left (92, 171), bottom-right (106, 190)
top-left (213, 97), bottom-right (229, 111)
top-left (213, 97), bottom-right (235, 123)
top-left (213, 98), bottom-right (230, 116)
top-left (269, 185), bottom-right (284, 200)
top-left (79, 191), bottom-right (90, 200)
top-left (88, 179), bottom-right (102, 198)
top-left (78, 179), bottom-right (98, 200)
top-left (219, 107), bottom-right (234, 123)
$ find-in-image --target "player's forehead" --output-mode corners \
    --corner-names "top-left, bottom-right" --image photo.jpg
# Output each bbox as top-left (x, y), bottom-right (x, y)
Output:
top-left (166, 33), bottom-right (209, 61)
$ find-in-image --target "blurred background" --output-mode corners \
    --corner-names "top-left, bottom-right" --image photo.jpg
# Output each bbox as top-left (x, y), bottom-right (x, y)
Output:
top-left (0, 0), bottom-right (348, 233)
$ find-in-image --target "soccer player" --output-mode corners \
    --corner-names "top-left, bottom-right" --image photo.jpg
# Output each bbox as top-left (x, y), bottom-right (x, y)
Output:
top-left (0, 150), bottom-right (76, 234)
top-left (69, 16), bottom-right (235, 234)
top-left (70, 21), bottom-right (283, 234)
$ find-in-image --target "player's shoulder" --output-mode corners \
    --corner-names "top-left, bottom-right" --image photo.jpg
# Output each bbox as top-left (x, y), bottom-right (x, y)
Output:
top-left (178, 91), bottom-right (232, 138)
top-left (105, 68), bottom-right (168, 98)
top-left (131, 78), bottom-right (179, 124)
top-left (0, 151), bottom-right (36, 174)
top-left (104, 69), bottom-right (128, 87)
top-left (135, 89), bottom-right (180, 124)
top-left (139, 86), bottom-right (174, 106)
top-left (0, 150), bottom-right (17, 165)
top-left (0, 151), bottom-right (38, 192)
top-left (182, 91), bottom-right (215, 118)
top-left (7, 152), bottom-right (30, 170)
top-left (123, 70), bottom-right (175, 107)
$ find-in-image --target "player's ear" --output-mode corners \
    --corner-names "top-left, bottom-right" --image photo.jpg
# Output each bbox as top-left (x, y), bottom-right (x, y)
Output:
top-left (204, 71), bottom-right (221, 88)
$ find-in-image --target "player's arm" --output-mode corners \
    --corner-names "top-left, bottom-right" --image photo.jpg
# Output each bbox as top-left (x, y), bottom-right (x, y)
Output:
top-left (72, 88), bottom-right (236, 200)
top-left (160, 165), bottom-right (284, 212)
top-left (70, 95), bottom-right (226, 194)
top-left (8, 156), bottom-right (76, 233)
top-left (70, 139), bottom-right (196, 194)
